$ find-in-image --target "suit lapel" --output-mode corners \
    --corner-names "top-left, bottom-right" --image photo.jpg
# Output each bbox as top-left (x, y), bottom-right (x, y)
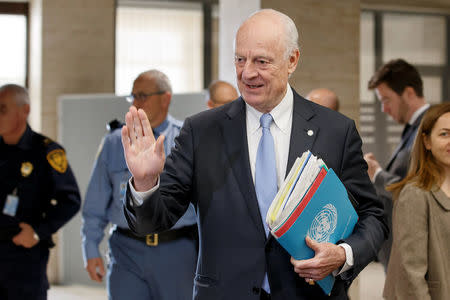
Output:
top-left (286, 90), bottom-right (319, 176)
top-left (386, 110), bottom-right (426, 170)
top-left (222, 99), bottom-right (266, 240)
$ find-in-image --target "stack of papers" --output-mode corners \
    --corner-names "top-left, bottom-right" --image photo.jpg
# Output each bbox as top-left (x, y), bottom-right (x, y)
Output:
top-left (266, 150), bottom-right (358, 295)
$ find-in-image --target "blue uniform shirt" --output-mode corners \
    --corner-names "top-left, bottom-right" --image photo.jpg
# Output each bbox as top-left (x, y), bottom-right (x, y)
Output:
top-left (81, 115), bottom-right (196, 261)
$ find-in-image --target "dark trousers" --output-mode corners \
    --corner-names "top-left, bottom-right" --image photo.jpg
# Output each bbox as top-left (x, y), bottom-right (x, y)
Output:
top-left (0, 243), bottom-right (49, 300)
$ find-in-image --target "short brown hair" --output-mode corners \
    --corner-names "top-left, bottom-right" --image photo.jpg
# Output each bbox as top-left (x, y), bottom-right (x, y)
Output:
top-left (368, 59), bottom-right (423, 97)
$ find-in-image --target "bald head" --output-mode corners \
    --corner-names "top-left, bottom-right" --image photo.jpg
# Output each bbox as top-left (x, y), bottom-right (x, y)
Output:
top-left (306, 88), bottom-right (340, 111)
top-left (0, 84), bottom-right (30, 106)
top-left (134, 70), bottom-right (172, 94)
top-left (239, 9), bottom-right (299, 60)
top-left (0, 84), bottom-right (30, 144)
top-left (208, 80), bottom-right (239, 109)
top-left (131, 69), bottom-right (172, 128)
top-left (234, 9), bottom-right (300, 113)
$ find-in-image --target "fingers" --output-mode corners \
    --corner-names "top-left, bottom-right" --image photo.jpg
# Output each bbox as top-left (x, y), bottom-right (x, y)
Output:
top-left (88, 268), bottom-right (102, 282)
top-left (290, 256), bottom-right (324, 281)
top-left (86, 259), bottom-right (104, 282)
top-left (124, 107), bottom-right (155, 147)
top-left (121, 126), bottom-right (130, 153)
top-left (11, 235), bottom-right (20, 245)
top-left (133, 108), bottom-right (144, 139)
top-left (305, 236), bottom-right (319, 251)
top-left (155, 135), bottom-right (166, 159)
top-left (98, 261), bottom-right (106, 277)
top-left (125, 109), bottom-right (137, 145)
top-left (138, 108), bottom-right (155, 143)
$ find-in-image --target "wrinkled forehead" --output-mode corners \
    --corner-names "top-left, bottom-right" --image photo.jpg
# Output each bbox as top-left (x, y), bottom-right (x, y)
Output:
top-left (132, 77), bottom-right (157, 92)
top-left (0, 90), bottom-right (16, 104)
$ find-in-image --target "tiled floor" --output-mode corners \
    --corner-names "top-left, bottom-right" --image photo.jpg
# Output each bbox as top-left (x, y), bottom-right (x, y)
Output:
top-left (48, 262), bottom-right (386, 300)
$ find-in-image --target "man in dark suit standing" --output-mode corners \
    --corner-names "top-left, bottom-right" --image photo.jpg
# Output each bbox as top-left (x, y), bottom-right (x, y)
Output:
top-left (122, 9), bottom-right (387, 300)
top-left (364, 59), bottom-right (429, 270)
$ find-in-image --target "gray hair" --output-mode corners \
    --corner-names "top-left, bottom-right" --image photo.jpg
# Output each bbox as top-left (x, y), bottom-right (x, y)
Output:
top-left (137, 69), bottom-right (172, 94)
top-left (0, 84), bottom-right (30, 106)
top-left (239, 9), bottom-right (299, 60)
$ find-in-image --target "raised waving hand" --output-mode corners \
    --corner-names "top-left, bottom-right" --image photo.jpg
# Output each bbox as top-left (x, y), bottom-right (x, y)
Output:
top-left (121, 106), bottom-right (165, 191)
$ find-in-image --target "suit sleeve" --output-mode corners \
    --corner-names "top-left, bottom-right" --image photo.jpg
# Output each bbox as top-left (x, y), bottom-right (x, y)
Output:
top-left (124, 118), bottom-right (194, 235)
top-left (34, 144), bottom-right (81, 241)
top-left (338, 121), bottom-right (389, 280)
top-left (387, 185), bottom-right (431, 300)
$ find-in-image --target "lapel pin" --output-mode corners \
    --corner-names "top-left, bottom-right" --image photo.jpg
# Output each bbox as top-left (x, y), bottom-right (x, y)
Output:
top-left (307, 130), bottom-right (314, 136)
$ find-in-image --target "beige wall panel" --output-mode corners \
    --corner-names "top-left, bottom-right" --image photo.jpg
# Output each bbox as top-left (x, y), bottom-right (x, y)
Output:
top-left (362, 0), bottom-right (450, 11)
top-left (40, 0), bottom-right (115, 139)
top-left (261, 0), bottom-right (360, 122)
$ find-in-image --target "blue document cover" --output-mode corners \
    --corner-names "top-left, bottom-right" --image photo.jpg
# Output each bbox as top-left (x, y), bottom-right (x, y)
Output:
top-left (274, 168), bottom-right (358, 295)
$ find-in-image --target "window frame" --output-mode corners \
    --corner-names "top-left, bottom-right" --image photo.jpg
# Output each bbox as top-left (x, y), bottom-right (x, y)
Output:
top-left (0, 2), bottom-right (29, 87)
top-left (360, 9), bottom-right (450, 165)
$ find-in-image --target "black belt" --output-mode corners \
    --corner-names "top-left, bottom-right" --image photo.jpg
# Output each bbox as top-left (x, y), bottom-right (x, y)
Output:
top-left (115, 225), bottom-right (197, 246)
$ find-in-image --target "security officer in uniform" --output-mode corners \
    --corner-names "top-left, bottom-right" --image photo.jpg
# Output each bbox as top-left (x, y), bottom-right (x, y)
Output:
top-left (0, 84), bottom-right (81, 300)
top-left (81, 70), bottom-right (197, 299)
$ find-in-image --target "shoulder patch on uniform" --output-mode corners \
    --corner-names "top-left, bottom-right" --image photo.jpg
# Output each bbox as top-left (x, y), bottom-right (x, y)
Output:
top-left (43, 138), bottom-right (54, 146)
top-left (46, 149), bottom-right (68, 173)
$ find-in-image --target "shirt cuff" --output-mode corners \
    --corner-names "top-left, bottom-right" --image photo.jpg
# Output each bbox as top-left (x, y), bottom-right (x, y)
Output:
top-left (332, 243), bottom-right (354, 276)
top-left (128, 177), bottom-right (160, 206)
top-left (371, 167), bottom-right (382, 183)
top-left (82, 241), bottom-right (101, 263)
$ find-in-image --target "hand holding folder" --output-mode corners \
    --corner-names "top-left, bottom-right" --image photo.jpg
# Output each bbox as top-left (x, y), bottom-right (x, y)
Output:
top-left (266, 151), bottom-right (358, 295)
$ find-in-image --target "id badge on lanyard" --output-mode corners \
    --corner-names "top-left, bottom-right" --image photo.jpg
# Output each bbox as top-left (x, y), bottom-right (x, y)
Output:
top-left (3, 188), bottom-right (19, 217)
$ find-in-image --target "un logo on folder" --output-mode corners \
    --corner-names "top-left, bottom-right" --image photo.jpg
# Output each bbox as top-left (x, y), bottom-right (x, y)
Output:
top-left (307, 204), bottom-right (338, 243)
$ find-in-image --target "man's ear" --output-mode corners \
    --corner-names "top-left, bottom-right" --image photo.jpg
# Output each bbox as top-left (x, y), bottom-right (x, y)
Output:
top-left (162, 92), bottom-right (171, 109)
top-left (23, 103), bottom-right (30, 116)
top-left (287, 49), bottom-right (300, 75)
top-left (403, 86), bottom-right (416, 100)
top-left (207, 99), bottom-right (214, 109)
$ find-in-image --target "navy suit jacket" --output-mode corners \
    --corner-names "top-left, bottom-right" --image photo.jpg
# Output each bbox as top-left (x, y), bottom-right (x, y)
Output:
top-left (374, 109), bottom-right (426, 268)
top-left (124, 89), bottom-right (387, 300)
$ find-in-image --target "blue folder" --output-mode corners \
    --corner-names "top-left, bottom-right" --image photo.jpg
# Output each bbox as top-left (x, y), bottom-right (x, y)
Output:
top-left (274, 168), bottom-right (358, 295)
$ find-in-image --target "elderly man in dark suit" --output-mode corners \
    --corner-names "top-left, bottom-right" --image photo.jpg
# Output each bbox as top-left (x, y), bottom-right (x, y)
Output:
top-left (364, 59), bottom-right (429, 270)
top-left (122, 9), bottom-right (387, 300)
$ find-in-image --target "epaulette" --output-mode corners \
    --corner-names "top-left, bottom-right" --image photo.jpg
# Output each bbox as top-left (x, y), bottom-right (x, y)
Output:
top-left (106, 119), bottom-right (124, 132)
top-left (42, 137), bottom-right (54, 147)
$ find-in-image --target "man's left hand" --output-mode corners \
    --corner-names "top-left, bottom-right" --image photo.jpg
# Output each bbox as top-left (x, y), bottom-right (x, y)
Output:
top-left (12, 222), bottom-right (39, 248)
top-left (290, 236), bottom-right (346, 282)
top-left (363, 152), bottom-right (381, 181)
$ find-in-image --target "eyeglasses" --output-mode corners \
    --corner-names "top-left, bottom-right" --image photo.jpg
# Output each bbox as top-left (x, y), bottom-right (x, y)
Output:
top-left (126, 91), bottom-right (165, 103)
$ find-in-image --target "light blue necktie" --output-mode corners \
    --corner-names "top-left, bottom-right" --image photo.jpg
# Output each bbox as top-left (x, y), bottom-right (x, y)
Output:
top-left (255, 113), bottom-right (278, 294)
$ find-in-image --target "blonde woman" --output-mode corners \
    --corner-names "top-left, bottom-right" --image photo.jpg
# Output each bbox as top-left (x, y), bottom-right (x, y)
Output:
top-left (384, 103), bottom-right (450, 300)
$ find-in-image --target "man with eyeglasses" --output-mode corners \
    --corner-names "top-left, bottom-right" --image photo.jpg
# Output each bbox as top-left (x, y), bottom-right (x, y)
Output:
top-left (81, 70), bottom-right (197, 299)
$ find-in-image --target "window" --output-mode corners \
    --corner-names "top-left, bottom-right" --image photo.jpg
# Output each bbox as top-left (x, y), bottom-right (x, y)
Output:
top-left (0, 3), bottom-right (28, 86)
top-left (115, 2), bottom-right (204, 95)
top-left (360, 10), bottom-right (449, 165)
